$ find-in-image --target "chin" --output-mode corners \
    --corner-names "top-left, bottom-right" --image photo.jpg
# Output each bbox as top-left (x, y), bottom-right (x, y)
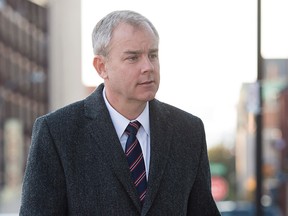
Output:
top-left (141, 93), bottom-right (157, 102)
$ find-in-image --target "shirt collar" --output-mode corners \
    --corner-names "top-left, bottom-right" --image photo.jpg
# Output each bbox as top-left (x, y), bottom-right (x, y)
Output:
top-left (102, 87), bottom-right (150, 139)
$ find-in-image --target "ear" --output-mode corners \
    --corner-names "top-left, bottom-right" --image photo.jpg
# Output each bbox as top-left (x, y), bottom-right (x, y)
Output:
top-left (93, 55), bottom-right (108, 79)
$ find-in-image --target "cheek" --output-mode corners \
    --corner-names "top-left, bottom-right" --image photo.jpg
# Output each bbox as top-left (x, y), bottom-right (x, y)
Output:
top-left (106, 64), bottom-right (122, 80)
top-left (110, 70), bottom-right (132, 86)
top-left (154, 66), bottom-right (160, 80)
top-left (108, 63), bottom-right (139, 85)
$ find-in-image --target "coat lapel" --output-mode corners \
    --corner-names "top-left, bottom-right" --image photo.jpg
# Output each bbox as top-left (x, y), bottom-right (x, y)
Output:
top-left (141, 100), bottom-right (173, 215)
top-left (83, 84), bottom-right (142, 212)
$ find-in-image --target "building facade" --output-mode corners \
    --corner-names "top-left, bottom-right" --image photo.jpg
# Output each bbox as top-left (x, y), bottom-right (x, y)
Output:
top-left (236, 59), bottom-right (288, 215)
top-left (0, 0), bottom-right (87, 212)
top-left (0, 0), bottom-right (48, 198)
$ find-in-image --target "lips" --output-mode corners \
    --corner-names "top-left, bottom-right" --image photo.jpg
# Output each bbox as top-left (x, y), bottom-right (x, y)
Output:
top-left (139, 80), bottom-right (154, 85)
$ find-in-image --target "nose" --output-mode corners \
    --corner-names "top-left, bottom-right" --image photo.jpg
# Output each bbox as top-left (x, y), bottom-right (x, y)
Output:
top-left (141, 56), bottom-right (154, 73)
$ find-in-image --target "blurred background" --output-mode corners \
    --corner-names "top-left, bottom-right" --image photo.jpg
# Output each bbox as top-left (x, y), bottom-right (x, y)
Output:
top-left (0, 0), bottom-right (287, 215)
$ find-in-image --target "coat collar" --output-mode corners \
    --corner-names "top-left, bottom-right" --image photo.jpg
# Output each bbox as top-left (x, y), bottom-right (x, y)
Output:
top-left (84, 84), bottom-right (173, 214)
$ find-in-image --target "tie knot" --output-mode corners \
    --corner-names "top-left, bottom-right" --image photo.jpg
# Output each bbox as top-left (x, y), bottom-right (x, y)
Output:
top-left (125, 121), bottom-right (141, 136)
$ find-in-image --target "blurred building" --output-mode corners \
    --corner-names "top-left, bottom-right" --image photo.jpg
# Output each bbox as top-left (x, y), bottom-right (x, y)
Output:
top-left (235, 59), bottom-right (288, 215)
top-left (235, 82), bottom-right (256, 201)
top-left (0, 0), bottom-right (88, 212)
top-left (0, 0), bottom-right (48, 210)
top-left (278, 86), bottom-right (288, 216)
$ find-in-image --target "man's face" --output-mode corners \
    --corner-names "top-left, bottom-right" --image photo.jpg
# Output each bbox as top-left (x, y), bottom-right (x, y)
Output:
top-left (102, 23), bottom-right (160, 107)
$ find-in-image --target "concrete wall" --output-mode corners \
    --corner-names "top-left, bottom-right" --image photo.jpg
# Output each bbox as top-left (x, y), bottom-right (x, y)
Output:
top-left (48, 0), bottom-right (86, 111)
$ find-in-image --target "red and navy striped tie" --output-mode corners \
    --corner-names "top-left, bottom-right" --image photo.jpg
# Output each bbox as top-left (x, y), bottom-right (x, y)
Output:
top-left (125, 121), bottom-right (147, 206)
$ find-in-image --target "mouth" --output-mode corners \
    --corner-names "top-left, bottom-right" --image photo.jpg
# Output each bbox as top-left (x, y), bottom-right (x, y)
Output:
top-left (139, 80), bottom-right (154, 85)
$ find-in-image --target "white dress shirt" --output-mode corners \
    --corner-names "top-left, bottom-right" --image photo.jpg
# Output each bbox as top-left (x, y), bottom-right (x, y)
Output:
top-left (102, 88), bottom-right (150, 179)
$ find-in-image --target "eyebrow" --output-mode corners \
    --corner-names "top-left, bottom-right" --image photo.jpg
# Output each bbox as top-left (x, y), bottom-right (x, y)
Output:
top-left (123, 48), bottom-right (158, 55)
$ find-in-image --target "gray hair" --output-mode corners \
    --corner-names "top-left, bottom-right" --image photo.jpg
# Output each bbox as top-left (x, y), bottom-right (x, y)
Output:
top-left (92, 10), bottom-right (159, 56)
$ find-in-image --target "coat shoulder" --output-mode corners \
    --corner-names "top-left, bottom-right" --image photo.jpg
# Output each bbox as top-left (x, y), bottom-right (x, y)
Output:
top-left (32, 99), bottom-right (86, 142)
top-left (152, 99), bottom-right (203, 126)
top-left (43, 100), bottom-right (85, 125)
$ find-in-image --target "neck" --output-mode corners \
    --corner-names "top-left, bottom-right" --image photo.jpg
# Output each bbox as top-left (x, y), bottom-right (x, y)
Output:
top-left (105, 92), bottom-right (147, 121)
top-left (119, 103), bottom-right (146, 120)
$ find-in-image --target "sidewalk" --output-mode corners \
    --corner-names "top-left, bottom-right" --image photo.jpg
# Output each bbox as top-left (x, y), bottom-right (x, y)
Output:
top-left (0, 189), bottom-right (20, 215)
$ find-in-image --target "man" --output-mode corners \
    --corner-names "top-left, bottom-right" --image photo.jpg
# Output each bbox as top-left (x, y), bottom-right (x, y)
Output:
top-left (20, 10), bottom-right (220, 215)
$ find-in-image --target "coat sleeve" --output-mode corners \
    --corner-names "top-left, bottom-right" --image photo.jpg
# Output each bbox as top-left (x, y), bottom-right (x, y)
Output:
top-left (20, 117), bottom-right (68, 216)
top-left (187, 120), bottom-right (221, 216)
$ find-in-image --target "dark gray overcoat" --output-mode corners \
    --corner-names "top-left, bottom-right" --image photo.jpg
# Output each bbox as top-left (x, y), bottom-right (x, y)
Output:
top-left (20, 84), bottom-right (220, 216)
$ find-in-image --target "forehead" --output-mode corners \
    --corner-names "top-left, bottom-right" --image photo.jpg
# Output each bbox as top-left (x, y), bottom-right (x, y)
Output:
top-left (109, 23), bottom-right (158, 50)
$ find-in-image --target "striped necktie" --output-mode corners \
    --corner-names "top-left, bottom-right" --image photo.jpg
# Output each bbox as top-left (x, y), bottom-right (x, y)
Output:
top-left (125, 121), bottom-right (147, 206)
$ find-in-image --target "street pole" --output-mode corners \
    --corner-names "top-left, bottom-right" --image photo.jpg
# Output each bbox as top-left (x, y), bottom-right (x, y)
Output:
top-left (256, 0), bottom-right (263, 215)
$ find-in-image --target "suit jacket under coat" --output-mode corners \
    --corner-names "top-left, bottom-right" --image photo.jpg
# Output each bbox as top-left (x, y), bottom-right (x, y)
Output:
top-left (20, 84), bottom-right (220, 216)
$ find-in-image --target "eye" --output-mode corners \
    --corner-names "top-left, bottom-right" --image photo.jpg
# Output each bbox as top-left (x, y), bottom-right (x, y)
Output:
top-left (126, 55), bottom-right (139, 62)
top-left (149, 52), bottom-right (158, 60)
